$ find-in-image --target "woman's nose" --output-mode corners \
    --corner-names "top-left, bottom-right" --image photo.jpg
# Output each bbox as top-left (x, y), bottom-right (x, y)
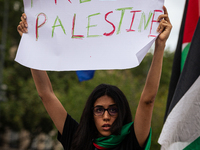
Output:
top-left (103, 110), bottom-right (111, 120)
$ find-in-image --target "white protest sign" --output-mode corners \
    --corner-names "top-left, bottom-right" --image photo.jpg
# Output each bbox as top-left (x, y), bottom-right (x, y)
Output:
top-left (15, 0), bottom-right (164, 71)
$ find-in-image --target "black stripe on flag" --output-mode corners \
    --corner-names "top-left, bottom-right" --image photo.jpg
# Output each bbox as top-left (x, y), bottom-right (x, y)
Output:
top-left (164, 0), bottom-right (189, 121)
top-left (165, 17), bottom-right (200, 121)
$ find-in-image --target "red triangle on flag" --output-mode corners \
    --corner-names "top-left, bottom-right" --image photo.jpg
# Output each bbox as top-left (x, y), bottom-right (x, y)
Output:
top-left (182, 0), bottom-right (199, 44)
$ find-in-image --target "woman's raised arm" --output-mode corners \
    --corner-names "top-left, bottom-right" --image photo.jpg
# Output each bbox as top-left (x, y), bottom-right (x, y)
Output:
top-left (17, 14), bottom-right (67, 134)
top-left (134, 6), bottom-right (172, 147)
top-left (31, 69), bottom-right (67, 134)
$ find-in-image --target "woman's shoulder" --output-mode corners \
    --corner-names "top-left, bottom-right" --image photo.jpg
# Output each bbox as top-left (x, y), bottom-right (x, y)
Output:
top-left (57, 114), bottom-right (79, 150)
top-left (116, 125), bottom-right (145, 150)
top-left (62, 114), bottom-right (79, 135)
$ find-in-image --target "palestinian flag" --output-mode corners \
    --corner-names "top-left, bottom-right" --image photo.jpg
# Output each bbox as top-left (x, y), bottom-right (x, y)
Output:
top-left (158, 0), bottom-right (200, 149)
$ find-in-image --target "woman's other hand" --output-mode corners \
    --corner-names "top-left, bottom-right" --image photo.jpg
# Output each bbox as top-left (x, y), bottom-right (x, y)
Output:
top-left (17, 13), bottom-right (28, 36)
top-left (156, 6), bottom-right (172, 46)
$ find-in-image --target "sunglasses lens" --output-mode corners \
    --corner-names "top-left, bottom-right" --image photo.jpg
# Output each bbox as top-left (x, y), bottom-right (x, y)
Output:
top-left (93, 107), bottom-right (104, 116)
top-left (108, 106), bottom-right (118, 116)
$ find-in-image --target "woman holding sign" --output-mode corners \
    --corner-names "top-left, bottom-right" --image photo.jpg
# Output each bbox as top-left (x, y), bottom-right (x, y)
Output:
top-left (17, 6), bottom-right (172, 150)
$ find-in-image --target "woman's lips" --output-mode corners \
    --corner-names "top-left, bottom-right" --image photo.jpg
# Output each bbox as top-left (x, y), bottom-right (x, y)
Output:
top-left (102, 124), bottom-right (111, 130)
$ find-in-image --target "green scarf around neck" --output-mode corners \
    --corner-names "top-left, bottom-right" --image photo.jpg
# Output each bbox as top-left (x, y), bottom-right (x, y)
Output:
top-left (93, 122), bottom-right (152, 150)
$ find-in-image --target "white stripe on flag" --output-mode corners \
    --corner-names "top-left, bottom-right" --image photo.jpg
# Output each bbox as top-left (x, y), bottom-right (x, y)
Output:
top-left (182, 42), bottom-right (189, 51)
top-left (158, 76), bottom-right (200, 150)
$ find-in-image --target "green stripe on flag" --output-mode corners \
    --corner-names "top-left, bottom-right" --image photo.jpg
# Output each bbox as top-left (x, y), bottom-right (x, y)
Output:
top-left (181, 43), bottom-right (191, 72)
top-left (183, 136), bottom-right (200, 150)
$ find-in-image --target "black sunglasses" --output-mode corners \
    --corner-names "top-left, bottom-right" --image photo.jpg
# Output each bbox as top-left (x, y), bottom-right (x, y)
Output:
top-left (93, 105), bottom-right (118, 116)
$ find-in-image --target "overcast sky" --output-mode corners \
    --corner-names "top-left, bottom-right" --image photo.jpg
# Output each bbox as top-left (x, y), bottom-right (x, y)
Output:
top-left (164, 0), bottom-right (186, 51)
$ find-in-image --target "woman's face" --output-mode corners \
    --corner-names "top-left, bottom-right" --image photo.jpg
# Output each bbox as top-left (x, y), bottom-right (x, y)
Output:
top-left (93, 95), bottom-right (118, 137)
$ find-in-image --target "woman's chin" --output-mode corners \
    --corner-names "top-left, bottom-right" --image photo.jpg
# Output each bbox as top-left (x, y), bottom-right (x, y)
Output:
top-left (98, 131), bottom-right (112, 137)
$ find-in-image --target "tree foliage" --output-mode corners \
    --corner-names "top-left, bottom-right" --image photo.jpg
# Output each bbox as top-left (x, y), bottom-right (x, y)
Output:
top-left (0, 0), bottom-right (175, 149)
